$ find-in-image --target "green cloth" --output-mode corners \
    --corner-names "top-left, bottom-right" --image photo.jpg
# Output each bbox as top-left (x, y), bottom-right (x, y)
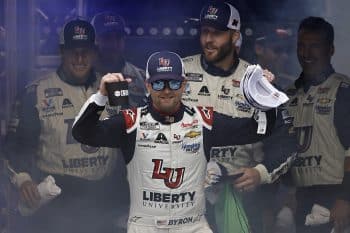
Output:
top-left (215, 183), bottom-right (250, 233)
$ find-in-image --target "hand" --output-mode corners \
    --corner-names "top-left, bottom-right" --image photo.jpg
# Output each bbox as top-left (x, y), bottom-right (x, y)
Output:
top-left (99, 73), bottom-right (132, 96)
top-left (19, 180), bottom-right (41, 208)
top-left (330, 199), bottom-right (350, 233)
top-left (233, 167), bottom-right (261, 192)
top-left (263, 69), bottom-right (275, 83)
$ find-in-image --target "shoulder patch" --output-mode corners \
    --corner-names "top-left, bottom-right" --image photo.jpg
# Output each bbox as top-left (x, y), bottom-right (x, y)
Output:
top-left (184, 106), bottom-right (195, 116)
top-left (182, 56), bottom-right (195, 63)
top-left (121, 108), bottom-right (138, 130)
top-left (197, 106), bottom-right (214, 126)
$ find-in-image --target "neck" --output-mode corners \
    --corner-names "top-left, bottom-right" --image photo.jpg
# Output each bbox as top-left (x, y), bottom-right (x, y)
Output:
top-left (213, 51), bottom-right (236, 71)
top-left (59, 66), bottom-right (89, 85)
top-left (152, 103), bottom-right (181, 116)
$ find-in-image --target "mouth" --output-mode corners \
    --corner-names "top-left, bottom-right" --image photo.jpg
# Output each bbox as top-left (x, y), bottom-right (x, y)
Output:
top-left (73, 64), bottom-right (88, 71)
top-left (159, 95), bottom-right (175, 102)
top-left (300, 58), bottom-right (314, 64)
top-left (204, 47), bottom-right (217, 54)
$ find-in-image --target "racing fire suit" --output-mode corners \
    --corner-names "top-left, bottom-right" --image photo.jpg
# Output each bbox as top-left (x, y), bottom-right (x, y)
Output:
top-left (286, 67), bottom-right (350, 232)
top-left (71, 92), bottom-right (292, 233)
top-left (182, 54), bottom-right (296, 232)
top-left (3, 67), bottom-right (147, 233)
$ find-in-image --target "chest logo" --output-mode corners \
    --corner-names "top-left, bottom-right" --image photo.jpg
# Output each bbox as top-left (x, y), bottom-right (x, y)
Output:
top-left (155, 133), bottom-right (169, 144)
top-left (198, 86), bottom-right (210, 96)
top-left (152, 159), bottom-right (185, 189)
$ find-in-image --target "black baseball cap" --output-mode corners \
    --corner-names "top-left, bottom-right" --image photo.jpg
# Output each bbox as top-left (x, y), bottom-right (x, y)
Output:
top-left (59, 19), bottom-right (96, 49)
top-left (91, 12), bottom-right (126, 36)
top-left (200, 1), bottom-right (240, 31)
top-left (146, 51), bottom-right (185, 82)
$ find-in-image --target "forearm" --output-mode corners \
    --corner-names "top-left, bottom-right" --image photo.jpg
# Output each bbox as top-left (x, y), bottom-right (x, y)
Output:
top-left (210, 108), bottom-right (276, 146)
top-left (72, 92), bottom-right (126, 148)
top-left (337, 157), bottom-right (350, 202)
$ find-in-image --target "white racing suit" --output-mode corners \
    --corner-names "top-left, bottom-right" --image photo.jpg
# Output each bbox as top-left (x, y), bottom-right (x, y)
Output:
top-left (72, 93), bottom-right (278, 233)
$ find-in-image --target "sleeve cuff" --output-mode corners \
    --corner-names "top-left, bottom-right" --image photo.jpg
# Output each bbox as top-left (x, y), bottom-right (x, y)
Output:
top-left (13, 172), bottom-right (32, 188)
top-left (254, 164), bottom-right (271, 184)
top-left (93, 92), bottom-right (108, 106)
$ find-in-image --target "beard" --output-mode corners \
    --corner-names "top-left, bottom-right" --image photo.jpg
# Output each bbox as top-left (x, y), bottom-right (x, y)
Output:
top-left (201, 39), bottom-right (234, 65)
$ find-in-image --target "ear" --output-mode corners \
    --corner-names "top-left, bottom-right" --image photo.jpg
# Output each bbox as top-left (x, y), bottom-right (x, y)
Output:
top-left (254, 43), bottom-right (264, 56)
top-left (231, 30), bottom-right (240, 44)
top-left (330, 44), bottom-right (335, 56)
top-left (145, 81), bottom-right (152, 93)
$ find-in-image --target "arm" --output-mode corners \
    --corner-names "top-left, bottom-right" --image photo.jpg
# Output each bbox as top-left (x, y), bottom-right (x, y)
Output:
top-left (2, 85), bottom-right (41, 207)
top-left (206, 108), bottom-right (276, 146)
top-left (330, 83), bottom-right (350, 232)
top-left (72, 92), bottom-right (127, 148)
top-left (72, 73), bottom-right (132, 148)
top-left (258, 107), bottom-right (298, 184)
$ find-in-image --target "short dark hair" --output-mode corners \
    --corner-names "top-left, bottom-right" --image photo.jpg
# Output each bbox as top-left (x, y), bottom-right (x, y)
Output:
top-left (298, 16), bottom-right (334, 46)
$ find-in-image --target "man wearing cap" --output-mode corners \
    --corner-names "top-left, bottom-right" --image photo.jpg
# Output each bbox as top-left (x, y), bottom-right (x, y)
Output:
top-left (2, 19), bottom-right (120, 233)
top-left (71, 50), bottom-right (282, 233)
top-left (91, 11), bottom-right (147, 107)
top-left (181, 1), bottom-right (295, 232)
top-left (91, 12), bottom-right (148, 231)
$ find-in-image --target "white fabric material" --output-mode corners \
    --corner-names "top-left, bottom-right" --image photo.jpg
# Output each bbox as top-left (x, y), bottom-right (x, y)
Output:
top-left (305, 204), bottom-right (350, 233)
top-left (18, 175), bottom-right (61, 216)
top-left (275, 206), bottom-right (296, 233)
top-left (305, 204), bottom-right (330, 226)
top-left (127, 217), bottom-right (213, 233)
top-left (240, 64), bottom-right (289, 110)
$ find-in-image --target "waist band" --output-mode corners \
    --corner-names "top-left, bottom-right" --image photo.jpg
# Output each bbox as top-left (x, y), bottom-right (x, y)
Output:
top-left (128, 214), bottom-right (205, 228)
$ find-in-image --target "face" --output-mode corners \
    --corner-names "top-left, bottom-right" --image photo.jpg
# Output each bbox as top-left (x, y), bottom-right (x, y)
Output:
top-left (146, 79), bottom-right (187, 114)
top-left (96, 32), bottom-right (125, 61)
top-left (61, 47), bottom-right (96, 82)
top-left (200, 25), bottom-right (238, 65)
top-left (297, 29), bottom-right (334, 77)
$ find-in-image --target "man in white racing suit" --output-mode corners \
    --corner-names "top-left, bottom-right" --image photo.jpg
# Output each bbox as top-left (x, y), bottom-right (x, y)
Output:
top-left (181, 2), bottom-right (296, 232)
top-left (72, 51), bottom-right (293, 233)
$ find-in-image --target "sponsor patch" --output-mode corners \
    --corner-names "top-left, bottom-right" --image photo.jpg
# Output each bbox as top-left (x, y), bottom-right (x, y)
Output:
top-left (44, 88), bottom-right (63, 98)
top-left (140, 122), bottom-right (160, 130)
top-left (185, 73), bottom-right (203, 82)
top-left (232, 80), bottom-right (240, 87)
top-left (306, 95), bottom-right (314, 102)
top-left (221, 85), bottom-right (230, 95)
top-left (316, 105), bottom-right (331, 115)
top-left (198, 86), bottom-right (210, 96)
top-left (41, 98), bottom-right (55, 112)
top-left (62, 98), bottom-right (73, 108)
top-left (182, 57), bottom-right (194, 63)
top-left (182, 142), bottom-right (200, 153)
top-left (184, 131), bottom-right (201, 138)
top-left (317, 98), bottom-right (331, 104)
top-left (181, 119), bottom-right (199, 128)
top-left (235, 101), bottom-right (251, 113)
top-left (140, 132), bottom-right (152, 141)
top-left (154, 133), bottom-right (168, 144)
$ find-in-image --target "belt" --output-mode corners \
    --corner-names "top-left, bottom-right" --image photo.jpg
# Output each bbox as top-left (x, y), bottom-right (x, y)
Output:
top-left (128, 214), bottom-right (205, 228)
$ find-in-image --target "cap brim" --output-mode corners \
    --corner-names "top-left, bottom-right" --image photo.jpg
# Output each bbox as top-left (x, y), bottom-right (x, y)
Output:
top-left (61, 42), bottom-right (97, 49)
top-left (147, 74), bottom-right (185, 83)
top-left (201, 20), bottom-right (229, 31)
